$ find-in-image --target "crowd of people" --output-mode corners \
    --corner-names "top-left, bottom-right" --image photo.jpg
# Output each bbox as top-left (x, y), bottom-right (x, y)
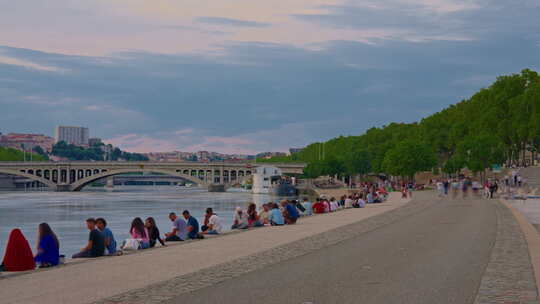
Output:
top-left (433, 172), bottom-right (528, 200)
top-left (0, 189), bottom-right (392, 273)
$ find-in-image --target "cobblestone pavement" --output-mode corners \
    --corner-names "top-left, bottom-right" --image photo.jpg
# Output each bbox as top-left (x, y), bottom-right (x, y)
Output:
top-left (474, 200), bottom-right (540, 304)
top-left (95, 193), bottom-right (435, 304)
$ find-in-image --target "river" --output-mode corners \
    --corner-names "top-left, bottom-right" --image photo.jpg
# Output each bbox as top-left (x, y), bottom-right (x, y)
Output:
top-left (0, 186), bottom-right (280, 258)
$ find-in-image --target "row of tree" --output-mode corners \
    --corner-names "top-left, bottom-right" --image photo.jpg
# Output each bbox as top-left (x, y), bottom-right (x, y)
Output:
top-left (51, 141), bottom-right (149, 161)
top-left (260, 69), bottom-right (540, 180)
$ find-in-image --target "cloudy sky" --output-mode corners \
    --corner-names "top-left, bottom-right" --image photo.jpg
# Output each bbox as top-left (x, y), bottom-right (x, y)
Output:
top-left (1, 0), bottom-right (539, 154)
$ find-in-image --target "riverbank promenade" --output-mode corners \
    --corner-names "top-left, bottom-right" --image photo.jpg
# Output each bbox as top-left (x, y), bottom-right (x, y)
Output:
top-left (2, 191), bottom-right (540, 304)
top-left (0, 192), bottom-right (408, 304)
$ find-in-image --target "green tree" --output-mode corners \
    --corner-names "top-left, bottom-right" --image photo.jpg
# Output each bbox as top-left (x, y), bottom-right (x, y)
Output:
top-left (456, 134), bottom-right (505, 181)
top-left (382, 140), bottom-right (437, 180)
top-left (344, 150), bottom-right (371, 177)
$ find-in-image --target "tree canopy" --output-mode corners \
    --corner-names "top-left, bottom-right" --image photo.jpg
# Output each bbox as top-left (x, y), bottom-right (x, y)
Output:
top-left (261, 69), bottom-right (540, 179)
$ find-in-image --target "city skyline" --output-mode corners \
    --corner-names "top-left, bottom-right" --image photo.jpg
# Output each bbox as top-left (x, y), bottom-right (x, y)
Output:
top-left (1, 0), bottom-right (539, 154)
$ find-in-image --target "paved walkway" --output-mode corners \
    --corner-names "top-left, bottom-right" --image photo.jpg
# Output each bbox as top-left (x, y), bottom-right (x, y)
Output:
top-left (0, 193), bottom-right (409, 304)
top-left (168, 193), bottom-right (501, 304)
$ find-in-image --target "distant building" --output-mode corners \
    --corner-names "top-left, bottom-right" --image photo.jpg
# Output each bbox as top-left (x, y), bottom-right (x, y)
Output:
top-left (55, 126), bottom-right (89, 146)
top-left (89, 138), bottom-right (102, 146)
top-left (256, 152), bottom-right (287, 159)
top-left (0, 133), bottom-right (55, 152)
top-left (289, 148), bottom-right (304, 155)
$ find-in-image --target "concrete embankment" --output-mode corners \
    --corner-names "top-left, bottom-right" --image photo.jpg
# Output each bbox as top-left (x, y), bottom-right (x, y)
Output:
top-left (0, 193), bottom-right (410, 304)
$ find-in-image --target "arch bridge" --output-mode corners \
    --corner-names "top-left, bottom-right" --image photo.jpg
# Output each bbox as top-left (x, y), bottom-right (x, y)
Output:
top-left (0, 161), bottom-right (305, 192)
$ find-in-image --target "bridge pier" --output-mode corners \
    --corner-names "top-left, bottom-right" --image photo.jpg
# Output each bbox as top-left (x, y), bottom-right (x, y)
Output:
top-left (208, 184), bottom-right (226, 192)
top-left (56, 184), bottom-right (72, 192)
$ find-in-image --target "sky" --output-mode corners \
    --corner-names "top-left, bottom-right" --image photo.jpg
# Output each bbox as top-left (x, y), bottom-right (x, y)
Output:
top-left (0, 0), bottom-right (539, 154)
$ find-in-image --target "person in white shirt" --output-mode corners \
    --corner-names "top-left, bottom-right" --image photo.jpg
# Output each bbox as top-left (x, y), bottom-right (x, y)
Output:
top-left (231, 207), bottom-right (249, 229)
top-left (344, 196), bottom-right (353, 208)
top-left (202, 208), bottom-right (223, 235)
top-left (436, 181), bottom-right (444, 197)
top-left (329, 198), bottom-right (338, 212)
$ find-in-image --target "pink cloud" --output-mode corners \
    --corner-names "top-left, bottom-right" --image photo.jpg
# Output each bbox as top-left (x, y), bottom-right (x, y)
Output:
top-left (104, 133), bottom-right (178, 153)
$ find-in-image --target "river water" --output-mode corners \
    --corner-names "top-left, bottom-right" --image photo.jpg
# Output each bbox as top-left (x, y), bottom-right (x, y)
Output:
top-left (0, 186), bottom-right (278, 258)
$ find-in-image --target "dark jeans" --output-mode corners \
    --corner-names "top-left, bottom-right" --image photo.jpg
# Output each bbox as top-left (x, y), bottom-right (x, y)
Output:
top-left (231, 223), bottom-right (248, 229)
top-left (165, 235), bottom-right (184, 242)
top-left (285, 216), bottom-right (297, 225)
top-left (72, 250), bottom-right (93, 259)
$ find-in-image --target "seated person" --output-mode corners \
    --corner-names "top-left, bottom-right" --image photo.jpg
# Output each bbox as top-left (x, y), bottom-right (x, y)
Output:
top-left (182, 210), bottom-right (201, 239)
top-left (145, 217), bottom-right (165, 248)
top-left (353, 195), bottom-right (366, 208)
top-left (201, 208), bottom-right (213, 232)
top-left (268, 203), bottom-right (285, 226)
top-left (72, 218), bottom-right (105, 258)
top-left (203, 209), bottom-right (223, 235)
top-left (301, 198), bottom-right (313, 216)
top-left (259, 204), bottom-right (270, 225)
top-left (35, 223), bottom-right (60, 267)
top-left (313, 199), bottom-right (326, 214)
top-left (282, 200), bottom-right (299, 224)
top-left (366, 192), bottom-right (375, 204)
top-left (1, 229), bottom-right (35, 272)
top-left (247, 203), bottom-right (264, 227)
top-left (231, 207), bottom-right (249, 229)
top-left (323, 199), bottom-right (330, 213)
top-left (165, 212), bottom-right (187, 242)
top-left (96, 218), bottom-right (117, 255)
top-left (373, 192), bottom-right (382, 203)
top-left (344, 196), bottom-right (353, 209)
top-left (329, 198), bottom-right (338, 212)
top-left (130, 217), bottom-right (150, 249)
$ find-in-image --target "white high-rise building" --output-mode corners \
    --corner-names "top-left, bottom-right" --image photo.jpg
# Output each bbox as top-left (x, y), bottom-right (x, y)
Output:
top-left (55, 126), bottom-right (89, 146)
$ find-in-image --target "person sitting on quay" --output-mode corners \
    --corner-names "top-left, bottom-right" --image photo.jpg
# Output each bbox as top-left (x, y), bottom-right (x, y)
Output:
top-left (322, 198), bottom-right (330, 213)
top-left (165, 212), bottom-right (187, 242)
top-left (367, 191), bottom-right (376, 204)
top-left (247, 203), bottom-right (264, 227)
top-left (312, 198), bottom-right (326, 214)
top-left (201, 208), bottom-right (213, 232)
top-left (344, 195), bottom-right (353, 209)
top-left (182, 210), bottom-right (202, 239)
top-left (301, 198), bottom-right (313, 216)
top-left (281, 200), bottom-right (299, 225)
top-left (96, 218), bottom-right (117, 255)
top-left (202, 208), bottom-right (223, 235)
top-left (72, 218), bottom-right (105, 259)
top-left (1, 229), bottom-right (35, 272)
top-left (268, 203), bottom-right (285, 226)
top-left (338, 195), bottom-right (346, 208)
top-left (130, 217), bottom-right (150, 249)
top-left (329, 197), bottom-right (338, 212)
top-left (258, 204), bottom-right (270, 225)
top-left (231, 207), bottom-right (249, 229)
top-left (34, 223), bottom-right (60, 267)
top-left (353, 195), bottom-right (366, 208)
top-left (145, 217), bottom-right (165, 248)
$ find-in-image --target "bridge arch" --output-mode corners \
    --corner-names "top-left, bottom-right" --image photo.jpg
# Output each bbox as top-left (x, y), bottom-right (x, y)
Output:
top-left (70, 168), bottom-right (210, 191)
top-left (0, 168), bottom-right (58, 190)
